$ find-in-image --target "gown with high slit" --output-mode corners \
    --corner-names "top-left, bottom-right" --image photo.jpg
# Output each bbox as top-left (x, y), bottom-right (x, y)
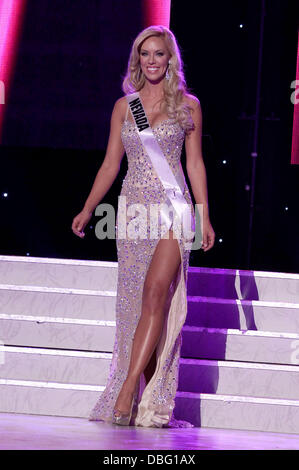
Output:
top-left (88, 102), bottom-right (195, 427)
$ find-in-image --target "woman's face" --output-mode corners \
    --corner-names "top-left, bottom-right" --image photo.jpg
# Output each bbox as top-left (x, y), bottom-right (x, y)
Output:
top-left (139, 36), bottom-right (171, 83)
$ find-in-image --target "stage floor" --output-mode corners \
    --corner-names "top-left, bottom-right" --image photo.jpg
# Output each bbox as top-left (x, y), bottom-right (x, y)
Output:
top-left (0, 412), bottom-right (298, 450)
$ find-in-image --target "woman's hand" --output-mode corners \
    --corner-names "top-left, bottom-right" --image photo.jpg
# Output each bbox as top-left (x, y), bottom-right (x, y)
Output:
top-left (71, 208), bottom-right (93, 238)
top-left (201, 217), bottom-right (215, 251)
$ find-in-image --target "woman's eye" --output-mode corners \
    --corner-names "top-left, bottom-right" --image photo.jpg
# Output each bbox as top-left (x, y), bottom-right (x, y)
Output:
top-left (140, 52), bottom-right (164, 56)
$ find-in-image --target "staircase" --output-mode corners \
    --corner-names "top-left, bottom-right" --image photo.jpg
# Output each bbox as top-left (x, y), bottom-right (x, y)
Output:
top-left (0, 255), bottom-right (298, 434)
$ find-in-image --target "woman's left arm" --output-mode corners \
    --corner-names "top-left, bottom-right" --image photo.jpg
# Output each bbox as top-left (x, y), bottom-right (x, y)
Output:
top-left (184, 95), bottom-right (215, 251)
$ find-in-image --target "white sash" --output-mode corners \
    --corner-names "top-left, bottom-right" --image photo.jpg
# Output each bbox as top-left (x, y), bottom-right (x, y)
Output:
top-left (126, 92), bottom-right (195, 244)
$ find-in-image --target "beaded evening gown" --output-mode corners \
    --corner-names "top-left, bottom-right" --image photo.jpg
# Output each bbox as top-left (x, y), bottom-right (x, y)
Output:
top-left (89, 104), bottom-right (195, 427)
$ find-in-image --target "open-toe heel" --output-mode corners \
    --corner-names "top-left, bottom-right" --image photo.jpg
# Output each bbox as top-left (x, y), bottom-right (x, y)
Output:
top-left (112, 399), bottom-right (134, 426)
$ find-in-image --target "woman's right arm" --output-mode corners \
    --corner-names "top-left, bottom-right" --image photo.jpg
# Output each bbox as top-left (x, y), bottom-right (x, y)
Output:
top-left (72, 96), bottom-right (126, 238)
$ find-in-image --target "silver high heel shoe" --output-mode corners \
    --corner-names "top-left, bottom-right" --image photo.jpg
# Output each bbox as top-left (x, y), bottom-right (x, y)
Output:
top-left (113, 386), bottom-right (136, 427)
top-left (112, 398), bottom-right (134, 426)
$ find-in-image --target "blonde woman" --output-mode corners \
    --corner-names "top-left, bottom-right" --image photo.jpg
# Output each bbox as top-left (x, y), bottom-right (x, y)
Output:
top-left (72, 25), bottom-right (215, 428)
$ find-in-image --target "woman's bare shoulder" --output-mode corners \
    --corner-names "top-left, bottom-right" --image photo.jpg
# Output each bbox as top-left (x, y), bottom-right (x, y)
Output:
top-left (112, 95), bottom-right (128, 121)
top-left (183, 93), bottom-right (200, 109)
top-left (115, 95), bottom-right (127, 106)
top-left (114, 95), bottom-right (128, 110)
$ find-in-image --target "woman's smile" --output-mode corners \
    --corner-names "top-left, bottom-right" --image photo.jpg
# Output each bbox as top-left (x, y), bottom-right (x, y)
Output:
top-left (147, 66), bottom-right (160, 73)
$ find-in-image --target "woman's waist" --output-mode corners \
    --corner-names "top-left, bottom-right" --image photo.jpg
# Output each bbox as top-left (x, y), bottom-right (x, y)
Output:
top-left (120, 177), bottom-right (193, 208)
top-left (123, 166), bottom-right (187, 190)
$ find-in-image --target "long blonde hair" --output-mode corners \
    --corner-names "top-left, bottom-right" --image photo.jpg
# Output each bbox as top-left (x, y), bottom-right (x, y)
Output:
top-left (122, 25), bottom-right (194, 133)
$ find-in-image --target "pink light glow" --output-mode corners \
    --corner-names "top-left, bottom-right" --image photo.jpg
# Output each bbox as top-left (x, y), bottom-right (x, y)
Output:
top-left (142, 0), bottom-right (171, 28)
top-left (0, 0), bottom-right (27, 142)
top-left (291, 31), bottom-right (299, 165)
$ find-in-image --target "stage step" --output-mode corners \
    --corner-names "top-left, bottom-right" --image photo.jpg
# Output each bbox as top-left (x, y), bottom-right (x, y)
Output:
top-left (0, 255), bottom-right (118, 291)
top-left (1, 346), bottom-right (298, 401)
top-left (0, 284), bottom-right (116, 321)
top-left (0, 286), bottom-right (298, 335)
top-left (0, 346), bottom-right (111, 386)
top-left (188, 267), bottom-right (299, 303)
top-left (0, 315), bottom-right (116, 352)
top-left (174, 391), bottom-right (299, 434)
top-left (186, 296), bottom-right (299, 333)
top-left (1, 315), bottom-right (298, 366)
top-left (1, 255), bottom-right (298, 302)
top-left (0, 255), bottom-right (299, 434)
top-left (178, 358), bottom-right (299, 400)
top-left (0, 381), bottom-right (298, 434)
top-left (181, 326), bottom-right (299, 365)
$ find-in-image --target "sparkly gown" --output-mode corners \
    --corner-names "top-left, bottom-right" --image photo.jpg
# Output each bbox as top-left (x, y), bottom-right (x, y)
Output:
top-left (89, 103), bottom-right (195, 427)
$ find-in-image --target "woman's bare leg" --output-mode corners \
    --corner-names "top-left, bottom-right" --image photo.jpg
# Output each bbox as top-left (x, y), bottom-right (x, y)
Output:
top-left (114, 229), bottom-right (181, 416)
top-left (143, 282), bottom-right (173, 384)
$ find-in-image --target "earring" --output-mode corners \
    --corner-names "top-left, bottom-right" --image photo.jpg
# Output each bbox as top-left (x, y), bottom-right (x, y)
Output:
top-left (165, 61), bottom-right (171, 80)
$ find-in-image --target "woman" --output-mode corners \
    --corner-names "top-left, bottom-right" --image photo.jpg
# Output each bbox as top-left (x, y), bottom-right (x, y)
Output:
top-left (72, 25), bottom-right (215, 428)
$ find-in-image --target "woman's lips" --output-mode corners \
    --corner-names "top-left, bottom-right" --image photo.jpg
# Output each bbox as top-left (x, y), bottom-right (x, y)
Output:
top-left (147, 67), bottom-right (159, 72)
